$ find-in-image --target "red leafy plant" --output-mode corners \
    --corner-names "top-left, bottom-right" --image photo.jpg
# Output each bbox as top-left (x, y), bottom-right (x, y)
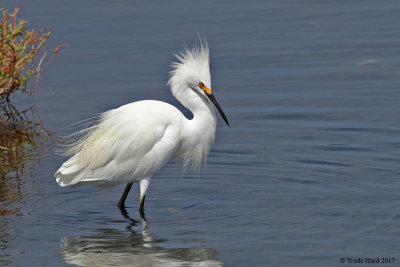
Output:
top-left (0, 8), bottom-right (62, 99)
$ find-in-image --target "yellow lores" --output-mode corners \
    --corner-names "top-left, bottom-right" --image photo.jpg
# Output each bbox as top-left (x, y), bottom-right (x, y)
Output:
top-left (198, 82), bottom-right (211, 94)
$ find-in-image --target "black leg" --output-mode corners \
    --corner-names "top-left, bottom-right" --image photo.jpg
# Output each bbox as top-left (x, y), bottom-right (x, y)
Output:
top-left (118, 182), bottom-right (133, 208)
top-left (139, 195), bottom-right (146, 214)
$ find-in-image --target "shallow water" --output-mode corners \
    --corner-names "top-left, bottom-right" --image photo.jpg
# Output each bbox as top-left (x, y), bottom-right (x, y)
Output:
top-left (1, 1), bottom-right (400, 266)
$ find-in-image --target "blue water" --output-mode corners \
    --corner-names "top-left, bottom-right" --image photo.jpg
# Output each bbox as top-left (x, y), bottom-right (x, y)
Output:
top-left (1, 1), bottom-right (400, 266)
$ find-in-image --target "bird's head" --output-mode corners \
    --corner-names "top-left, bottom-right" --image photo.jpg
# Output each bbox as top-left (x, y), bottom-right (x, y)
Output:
top-left (168, 39), bottom-right (229, 126)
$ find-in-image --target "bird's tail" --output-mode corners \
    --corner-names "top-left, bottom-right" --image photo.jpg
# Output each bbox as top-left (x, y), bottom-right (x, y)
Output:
top-left (54, 155), bottom-right (86, 187)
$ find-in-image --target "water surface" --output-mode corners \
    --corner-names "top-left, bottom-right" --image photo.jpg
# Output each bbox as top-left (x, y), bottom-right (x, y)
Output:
top-left (1, 1), bottom-right (400, 266)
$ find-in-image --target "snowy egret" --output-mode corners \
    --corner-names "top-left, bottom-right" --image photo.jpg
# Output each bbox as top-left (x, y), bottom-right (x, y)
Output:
top-left (54, 39), bottom-right (229, 213)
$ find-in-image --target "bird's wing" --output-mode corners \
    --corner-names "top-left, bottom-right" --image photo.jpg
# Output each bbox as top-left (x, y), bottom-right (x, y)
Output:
top-left (55, 101), bottom-right (183, 186)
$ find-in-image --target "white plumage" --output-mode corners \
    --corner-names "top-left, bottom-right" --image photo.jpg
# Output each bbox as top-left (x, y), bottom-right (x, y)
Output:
top-left (54, 39), bottom-right (229, 212)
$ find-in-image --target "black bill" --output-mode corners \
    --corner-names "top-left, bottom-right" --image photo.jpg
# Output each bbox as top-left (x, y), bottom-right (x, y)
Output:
top-left (206, 93), bottom-right (230, 126)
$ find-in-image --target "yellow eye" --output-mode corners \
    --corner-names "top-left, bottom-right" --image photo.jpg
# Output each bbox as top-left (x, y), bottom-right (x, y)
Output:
top-left (198, 82), bottom-right (205, 88)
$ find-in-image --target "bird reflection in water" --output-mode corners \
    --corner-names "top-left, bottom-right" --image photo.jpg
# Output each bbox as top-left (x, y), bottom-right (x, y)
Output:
top-left (59, 207), bottom-right (223, 266)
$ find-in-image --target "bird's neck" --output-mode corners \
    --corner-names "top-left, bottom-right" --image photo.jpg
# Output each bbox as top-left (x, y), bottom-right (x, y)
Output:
top-left (173, 87), bottom-right (217, 170)
top-left (181, 89), bottom-right (217, 126)
top-left (173, 85), bottom-right (217, 126)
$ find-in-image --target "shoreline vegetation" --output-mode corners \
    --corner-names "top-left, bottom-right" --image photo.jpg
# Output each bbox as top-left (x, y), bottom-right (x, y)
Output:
top-left (0, 8), bottom-right (58, 215)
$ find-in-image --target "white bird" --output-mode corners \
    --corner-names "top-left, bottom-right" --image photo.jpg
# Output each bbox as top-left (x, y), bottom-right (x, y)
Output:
top-left (54, 39), bottom-right (229, 213)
